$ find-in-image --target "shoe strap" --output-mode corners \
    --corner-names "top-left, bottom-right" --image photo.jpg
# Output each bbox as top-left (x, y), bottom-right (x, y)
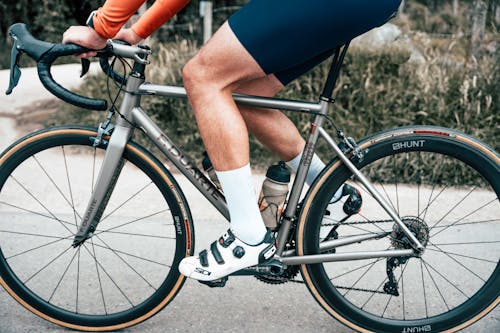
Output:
top-left (199, 249), bottom-right (209, 267)
top-left (210, 241), bottom-right (225, 265)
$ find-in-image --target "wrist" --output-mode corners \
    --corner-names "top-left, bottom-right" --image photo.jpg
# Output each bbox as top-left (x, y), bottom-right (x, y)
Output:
top-left (86, 10), bottom-right (108, 40)
top-left (129, 27), bottom-right (144, 44)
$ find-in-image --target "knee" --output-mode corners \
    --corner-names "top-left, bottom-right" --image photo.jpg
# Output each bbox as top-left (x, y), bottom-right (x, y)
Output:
top-left (182, 53), bottom-right (214, 94)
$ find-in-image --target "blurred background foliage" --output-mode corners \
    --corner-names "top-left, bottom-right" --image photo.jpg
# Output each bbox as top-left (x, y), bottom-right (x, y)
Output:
top-left (1, 0), bottom-right (498, 169)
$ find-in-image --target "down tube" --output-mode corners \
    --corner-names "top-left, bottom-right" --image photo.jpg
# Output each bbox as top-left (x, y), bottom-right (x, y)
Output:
top-left (130, 106), bottom-right (230, 220)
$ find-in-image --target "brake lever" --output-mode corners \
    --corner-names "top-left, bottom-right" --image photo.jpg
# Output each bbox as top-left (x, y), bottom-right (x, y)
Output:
top-left (80, 58), bottom-right (90, 78)
top-left (6, 36), bottom-right (22, 95)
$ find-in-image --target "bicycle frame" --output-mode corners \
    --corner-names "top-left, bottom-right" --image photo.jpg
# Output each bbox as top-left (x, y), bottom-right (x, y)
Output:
top-left (74, 49), bottom-right (425, 266)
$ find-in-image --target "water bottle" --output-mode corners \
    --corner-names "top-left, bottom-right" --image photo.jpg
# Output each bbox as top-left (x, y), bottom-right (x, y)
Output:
top-left (202, 152), bottom-right (222, 190)
top-left (259, 161), bottom-right (291, 230)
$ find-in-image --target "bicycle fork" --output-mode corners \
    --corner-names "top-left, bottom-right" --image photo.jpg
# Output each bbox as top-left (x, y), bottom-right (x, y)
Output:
top-left (73, 75), bottom-right (143, 247)
top-left (72, 122), bottom-right (134, 246)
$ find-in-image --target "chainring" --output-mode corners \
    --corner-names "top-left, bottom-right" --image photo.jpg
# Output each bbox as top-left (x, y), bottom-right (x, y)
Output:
top-left (254, 264), bottom-right (300, 285)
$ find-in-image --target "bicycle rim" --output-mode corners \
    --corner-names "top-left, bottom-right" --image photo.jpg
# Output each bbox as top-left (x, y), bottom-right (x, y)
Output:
top-left (0, 127), bottom-right (193, 330)
top-left (298, 127), bottom-right (500, 332)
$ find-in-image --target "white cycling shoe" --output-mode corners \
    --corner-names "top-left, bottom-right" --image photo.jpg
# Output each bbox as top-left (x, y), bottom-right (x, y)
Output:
top-left (178, 229), bottom-right (276, 281)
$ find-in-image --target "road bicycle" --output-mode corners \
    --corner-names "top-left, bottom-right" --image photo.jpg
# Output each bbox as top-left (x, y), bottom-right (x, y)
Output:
top-left (1, 23), bottom-right (499, 333)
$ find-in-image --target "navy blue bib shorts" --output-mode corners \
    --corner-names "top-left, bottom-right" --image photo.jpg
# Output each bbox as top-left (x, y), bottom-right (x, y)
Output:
top-left (228, 0), bottom-right (402, 85)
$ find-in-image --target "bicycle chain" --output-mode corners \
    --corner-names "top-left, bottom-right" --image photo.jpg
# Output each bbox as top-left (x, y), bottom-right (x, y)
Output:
top-left (259, 273), bottom-right (389, 295)
top-left (323, 219), bottom-right (394, 226)
top-left (261, 219), bottom-right (399, 292)
top-left (258, 219), bottom-right (416, 293)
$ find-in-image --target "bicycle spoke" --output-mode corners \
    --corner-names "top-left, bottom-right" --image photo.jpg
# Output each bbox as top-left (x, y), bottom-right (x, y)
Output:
top-left (421, 258), bottom-right (469, 299)
top-left (360, 276), bottom-right (388, 309)
top-left (428, 241), bottom-right (486, 282)
top-left (420, 185), bottom-right (448, 221)
top-left (32, 155), bottom-right (82, 224)
top-left (0, 229), bottom-right (70, 239)
top-left (94, 234), bottom-right (158, 290)
top-left (425, 246), bottom-right (496, 264)
top-left (343, 258), bottom-right (381, 297)
top-left (6, 235), bottom-right (74, 260)
top-left (429, 186), bottom-right (477, 230)
top-left (0, 200), bottom-right (75, 229)
top-left (90, 240), bottom-right (108, 314)
top-left (61, 146), bottom-right (79, 228)
top-left (100, 182), bottom-right (153, 223)
top-left (402, 265), bottom-right (405, 320)
top-left (48, 248), bottom-right (79, 303)
top-left (430, 198), bottom-right (498, 237)
top-left (9, 175), bottom-right (74, 236)
top-left (83, 242), bottom-right (135, 309)
top-left (431, 219), bottom-right (500, 229)
top-left (421, 260), bottom-right (450, 311)
top-left (420, 260), bottom-right (429, 318)
top-left (98, 230), bottom-right (176, 240)
top-left (432, 240), bottom-right (500, 245)
top-left (91, 242), bottom-right (170, 267)
top-left (76, 248), bottom-right (81, 313)
top-left (330, 258), bottom-right (385, 281)
top-left (94, 209), bottom-right (171, 235)
top-left (23, 245), bottom-right (73, 285)
top-left (421, 183), bottom-right (437, 222)
top-left (417, 179), bottom-right (421, 217)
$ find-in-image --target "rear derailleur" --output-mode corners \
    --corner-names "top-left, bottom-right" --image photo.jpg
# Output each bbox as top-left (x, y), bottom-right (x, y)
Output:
top-left (383, 256), bottom-right (410, 296)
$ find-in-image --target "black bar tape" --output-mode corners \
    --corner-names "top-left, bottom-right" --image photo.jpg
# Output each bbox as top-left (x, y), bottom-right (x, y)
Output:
top-left (38, 44), bottom-right (107, 111)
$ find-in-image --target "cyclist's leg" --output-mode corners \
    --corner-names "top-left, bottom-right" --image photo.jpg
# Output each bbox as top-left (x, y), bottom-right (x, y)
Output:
top-left (234, 74), bottom-right (349, 203)
top-left (180, 0), bottom-right (401, 281)
top-left (233, 75), bottom-right (303, 161)
top-left (181, 22), bottom-right (276, 281)
top-left (183, 21), bottom-right (265, 171)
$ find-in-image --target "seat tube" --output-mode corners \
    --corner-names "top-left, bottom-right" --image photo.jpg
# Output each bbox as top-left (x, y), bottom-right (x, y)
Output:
top-left (276, 100), bottom-right (329, 255)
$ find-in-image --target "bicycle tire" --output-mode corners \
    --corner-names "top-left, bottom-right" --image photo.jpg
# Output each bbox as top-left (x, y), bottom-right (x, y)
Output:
top-left (297, 126), bottom-right (499, 333)
top-left (0, 126), bottom-right (194, 331)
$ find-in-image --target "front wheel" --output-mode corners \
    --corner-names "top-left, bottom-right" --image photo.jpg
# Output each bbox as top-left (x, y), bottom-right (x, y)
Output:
top-left (0, 126), bottom-right (194, 331)
top-left (298, 126), bottom-right (499, 332)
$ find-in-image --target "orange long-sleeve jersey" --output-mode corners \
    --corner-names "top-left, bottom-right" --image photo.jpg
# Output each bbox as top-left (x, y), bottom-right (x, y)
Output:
top-left (93, 0), bottom-right (190, 39)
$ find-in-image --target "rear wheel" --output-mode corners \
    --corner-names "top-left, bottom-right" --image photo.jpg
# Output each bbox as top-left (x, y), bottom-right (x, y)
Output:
top-left (0, 127), bottom-right (194, 331)
top-left (298, 127), bottom-right (500, 332)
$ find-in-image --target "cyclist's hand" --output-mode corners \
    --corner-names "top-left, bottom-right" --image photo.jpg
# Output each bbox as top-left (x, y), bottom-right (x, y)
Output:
top-left (62, 26), bottom-right (107, 58)
top-left (114, 28), bottom-right (143, 45)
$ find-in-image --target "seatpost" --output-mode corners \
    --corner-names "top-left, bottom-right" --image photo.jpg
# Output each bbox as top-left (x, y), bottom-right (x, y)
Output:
top-left (320, 42), bottom-right (350, 102)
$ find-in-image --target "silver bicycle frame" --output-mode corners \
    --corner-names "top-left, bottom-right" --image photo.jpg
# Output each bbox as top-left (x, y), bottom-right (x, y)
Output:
top-left (74, 74), bottom-right (424, 262)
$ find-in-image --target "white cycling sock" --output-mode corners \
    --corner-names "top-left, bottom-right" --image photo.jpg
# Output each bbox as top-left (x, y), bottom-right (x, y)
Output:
top-left (215, 164), bottom-right (267, 245)
top-left (287, 152), bottom-right (344, 202)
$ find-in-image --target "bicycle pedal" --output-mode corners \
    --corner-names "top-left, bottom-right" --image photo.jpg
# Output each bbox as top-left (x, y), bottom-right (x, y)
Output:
top-left (198, 276), bottom-right (228, 288)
